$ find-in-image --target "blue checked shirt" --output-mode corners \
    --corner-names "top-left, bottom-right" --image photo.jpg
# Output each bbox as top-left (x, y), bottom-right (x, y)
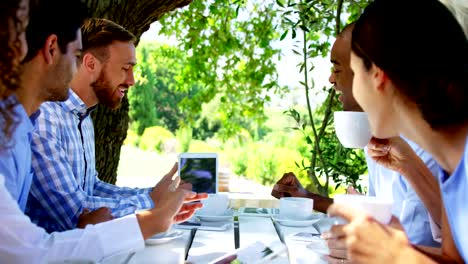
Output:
top-left (26, 89), bottom-right (154, 232)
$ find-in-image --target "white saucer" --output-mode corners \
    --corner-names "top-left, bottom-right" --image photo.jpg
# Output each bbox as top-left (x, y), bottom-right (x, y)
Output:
top-left (145, 230), bottom-right (184, 245)
top-left (272, 214), bottom-right (322, 227)
top-left (196, 209), bottom-right (234, 222)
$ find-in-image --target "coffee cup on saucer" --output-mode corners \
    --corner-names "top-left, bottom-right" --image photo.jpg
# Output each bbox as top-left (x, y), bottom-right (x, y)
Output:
top-left (197, 193), bottom-right (229, 216)
top-left (279, 197), bottom-right (314, 220)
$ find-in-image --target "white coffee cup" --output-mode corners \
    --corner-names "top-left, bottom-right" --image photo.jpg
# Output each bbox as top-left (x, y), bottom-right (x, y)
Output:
top-left (198, 193), bottom-right (229, 216)
top-left (333, 194), bottom-right (393, 224)
top-left (279, 197), bottom-right (313, 220)
top-left (334, 111), bottom-right (372, 148)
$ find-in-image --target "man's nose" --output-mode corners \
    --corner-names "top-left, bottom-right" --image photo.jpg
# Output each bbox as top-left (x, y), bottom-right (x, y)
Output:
top-left (126, 70), bottom-right (135, 87)
top-left (329, 72), bottom-right (336, 85)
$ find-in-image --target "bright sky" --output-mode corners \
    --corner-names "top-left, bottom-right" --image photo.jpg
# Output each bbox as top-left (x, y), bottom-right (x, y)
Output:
top-left (140, 22), bottom-right (333, 110)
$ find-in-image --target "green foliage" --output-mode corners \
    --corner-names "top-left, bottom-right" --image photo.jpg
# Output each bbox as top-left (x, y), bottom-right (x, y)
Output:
top-left (222, 134), bottom-right (309, 187)
top-left (129, 43), bottom-right (200, 135)
top-left (188, 140), bottom-right (218, 152)
top-left (123, 130), bottom-right (140, 147)
top-left (159, 0), bottom-right (287, 137)
top-left (139, 126), bottom-right (175, 152)
top-left (176, 126), bottom-right (193, 153)
top-left (277, 0), bottom-right (371, 196)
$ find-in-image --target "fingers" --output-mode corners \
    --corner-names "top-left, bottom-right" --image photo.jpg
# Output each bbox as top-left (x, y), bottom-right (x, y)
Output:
top-left (184, 192), bottom-right (208, 202)
top-left (368, 139), bottom-right (390, 153)
top-left (346, 186), bottom-right (360, 195)
top-left (325, 255), bottom-right (351, 264)
top-left (168, 176), bottom-right (181, 192)
top-left (94, 207), bottom-right (114, 220)
top-left (388, 216), bottom-right (404, 231)
top-left (162, 162), bottom-right (179, 181)
top-left (327, 237), bottom-right (347, 250)
top-left (82, 208), bottom-right (90, 214)
top-left (273, 183), bottom-right (297, 194)
top-left (180, 182), bottom-right (192, 190)
top-left (276, 172), bottom-right (297, 185)
top-left (178, 202), bottom-right (203, 214)
top-left (367, 148), bottom-right (389, 157)
top-left (174, 211), bottom-right (195, 223)
top-left (322, 224), bottom-right (346, 239)
top-left (328, 247), bottom-right (348, 260)
top-left (271, 189), bottom-right (283, 199)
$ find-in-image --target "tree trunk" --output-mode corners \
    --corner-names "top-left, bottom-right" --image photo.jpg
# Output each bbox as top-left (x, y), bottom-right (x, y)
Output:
top-left (85, 0), bottom-right (192, 184)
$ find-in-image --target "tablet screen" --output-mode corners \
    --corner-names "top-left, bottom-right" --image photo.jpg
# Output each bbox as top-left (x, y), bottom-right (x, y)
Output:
top-left (179, 156), bottom-right (217, 193)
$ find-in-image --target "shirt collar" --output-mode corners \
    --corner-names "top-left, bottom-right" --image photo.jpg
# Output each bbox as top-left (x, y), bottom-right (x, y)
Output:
top-left (14, 101), bottom-right (35, 135)
top-left (61, 89), bottom-right (88, 117)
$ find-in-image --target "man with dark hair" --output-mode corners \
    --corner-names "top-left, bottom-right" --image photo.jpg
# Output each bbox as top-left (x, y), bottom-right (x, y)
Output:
top-left (0, 0), bottom-right (86, 213)
top-left (27, 18), bottom-right (182, 232)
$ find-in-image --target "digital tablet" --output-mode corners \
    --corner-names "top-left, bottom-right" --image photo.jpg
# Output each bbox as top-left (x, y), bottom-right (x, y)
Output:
top-left (179, 153), bottom-right (218, 193)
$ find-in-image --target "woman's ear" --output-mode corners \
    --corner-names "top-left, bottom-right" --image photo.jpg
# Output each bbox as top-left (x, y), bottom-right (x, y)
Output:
top-left (371, 64), bottom-right (392, 94)
top-left (42, 34), bottom-right (58, 64)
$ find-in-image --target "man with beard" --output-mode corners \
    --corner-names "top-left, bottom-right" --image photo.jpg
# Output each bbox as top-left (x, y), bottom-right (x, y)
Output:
top-left (27, 18), bottom-right (181, 232)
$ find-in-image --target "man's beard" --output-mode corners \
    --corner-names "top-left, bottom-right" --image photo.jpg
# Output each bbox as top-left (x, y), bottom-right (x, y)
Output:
top-left (91, 70), bottom-right (123, 109)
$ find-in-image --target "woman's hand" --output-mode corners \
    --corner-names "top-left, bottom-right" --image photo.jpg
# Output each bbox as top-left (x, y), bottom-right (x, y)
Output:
top-left (327, 203), bottom-right (412, 264)
top-left (367, 137), bottom-right (419, 176)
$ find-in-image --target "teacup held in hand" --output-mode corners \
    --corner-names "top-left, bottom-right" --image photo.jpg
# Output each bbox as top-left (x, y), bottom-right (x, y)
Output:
top-left (333, 194), bottom-right (393, 224)
top-left (334, 111), bottom-right (372, 149)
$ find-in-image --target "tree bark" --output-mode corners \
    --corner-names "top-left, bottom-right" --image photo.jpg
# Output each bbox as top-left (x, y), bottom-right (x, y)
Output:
top-left (85, 0), bottom-right (192, 184)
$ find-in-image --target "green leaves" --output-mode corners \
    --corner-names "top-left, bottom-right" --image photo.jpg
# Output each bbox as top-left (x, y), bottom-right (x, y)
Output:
top-left (158, 0), bottom-right (284, 138)
top-left (277, 0), bottom-right (371, 196)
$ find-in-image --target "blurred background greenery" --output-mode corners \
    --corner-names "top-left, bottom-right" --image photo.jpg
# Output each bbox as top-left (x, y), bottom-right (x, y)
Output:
top-left (121, 0), bottom-right (372, 197)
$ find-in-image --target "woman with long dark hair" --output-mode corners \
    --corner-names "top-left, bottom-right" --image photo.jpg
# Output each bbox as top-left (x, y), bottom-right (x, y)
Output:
top-left (328, 0), bottom-right (468, 263)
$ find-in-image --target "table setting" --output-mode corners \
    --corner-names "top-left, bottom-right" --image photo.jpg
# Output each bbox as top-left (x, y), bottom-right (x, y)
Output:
top-left (103, 194), bottom-right (333, 264)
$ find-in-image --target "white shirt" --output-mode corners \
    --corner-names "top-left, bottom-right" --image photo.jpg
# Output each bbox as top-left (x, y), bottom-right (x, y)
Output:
top-left (0, 174), bottom-right (144, 264)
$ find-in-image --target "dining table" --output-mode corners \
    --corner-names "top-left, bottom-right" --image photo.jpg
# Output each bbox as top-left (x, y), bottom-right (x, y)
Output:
top-left (101, 207), bottom-right (335, 264)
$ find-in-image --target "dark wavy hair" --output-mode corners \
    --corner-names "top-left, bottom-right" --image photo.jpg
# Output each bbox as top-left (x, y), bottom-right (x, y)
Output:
top-left (352, 0), bottom-right (468, 130)
top-left (0, 0), bottom-right (24, 151)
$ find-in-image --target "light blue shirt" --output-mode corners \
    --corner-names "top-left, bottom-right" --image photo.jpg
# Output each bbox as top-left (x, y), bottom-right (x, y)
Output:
top-left (0, 96), bottom-right (36, 211)
top-left (439, 136), bottom-right (468, 261)
top-left (366, 138), bottom-right (440, 247)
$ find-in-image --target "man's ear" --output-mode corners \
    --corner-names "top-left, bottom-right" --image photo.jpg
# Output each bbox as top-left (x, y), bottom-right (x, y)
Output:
top-left (81, 53), bottom-right (99, 73)
top-left (42, 34), bottom-right (59, 65)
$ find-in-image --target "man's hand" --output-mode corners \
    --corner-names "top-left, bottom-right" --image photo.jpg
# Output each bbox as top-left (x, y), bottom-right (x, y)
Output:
top-left (150, 163), bottom-right (193, 205)
top-left (137, 187), bottom-right (208, 239)
top-left (77, 207), bottom-right (114, 228)
top-left (271, 172), bottom-right (309, 199)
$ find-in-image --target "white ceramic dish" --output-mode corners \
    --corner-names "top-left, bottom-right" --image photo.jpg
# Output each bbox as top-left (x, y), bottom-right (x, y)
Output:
top-left (145, 230), bottom-right (184, 245)
top-left (272, 214), bottom-right (322, 227)
top-left (196, 208), bottom-right (234, 222)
